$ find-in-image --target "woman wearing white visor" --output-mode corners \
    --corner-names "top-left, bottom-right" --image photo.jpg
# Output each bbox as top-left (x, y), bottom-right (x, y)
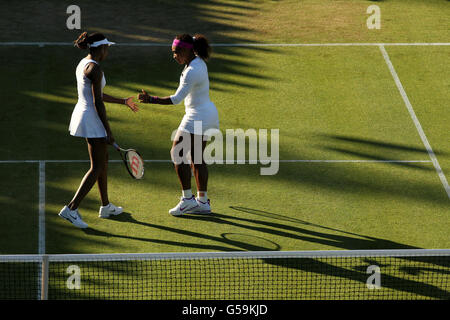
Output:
top-left (138, 33), bottom-right (219, 216)
top-left (59, 32), bottom-right (139, 228)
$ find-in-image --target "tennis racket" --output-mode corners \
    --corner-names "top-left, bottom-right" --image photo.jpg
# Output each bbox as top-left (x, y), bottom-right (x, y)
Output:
top-left (113, 142), bottom-right (145, 179)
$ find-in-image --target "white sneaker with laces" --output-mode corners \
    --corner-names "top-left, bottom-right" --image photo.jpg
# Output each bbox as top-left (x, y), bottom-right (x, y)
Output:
top-left (58, 206), bottom-right (88, 229)
top-left (169, 196), bottom-right (199, 216)
top-left (99, 203), bottom-right (123, 218)
top-left (186, 199), bottom-right (211, 214)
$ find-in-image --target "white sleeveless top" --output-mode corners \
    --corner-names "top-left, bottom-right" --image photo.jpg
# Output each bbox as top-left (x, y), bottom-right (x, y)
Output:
top-left (69, 58), bottom-right (108, 138)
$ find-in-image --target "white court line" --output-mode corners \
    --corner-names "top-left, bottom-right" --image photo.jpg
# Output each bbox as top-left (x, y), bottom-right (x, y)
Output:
top-left (379, 45), bottom-right (450, 199)
top-left (0, 42), bottom-right (449, 47)
top-left (38, 161), bottom-right (45, 255)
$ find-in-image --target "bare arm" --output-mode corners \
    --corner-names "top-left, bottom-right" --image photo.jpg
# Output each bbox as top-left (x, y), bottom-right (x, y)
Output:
top-left (103, 93), bottom-right (139, 112)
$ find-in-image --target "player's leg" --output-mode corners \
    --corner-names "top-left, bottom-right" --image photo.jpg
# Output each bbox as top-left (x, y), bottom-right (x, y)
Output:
top-left (189, 134), bottom-right (211, 214)
top-left (59, 138), bottom-right (107, 228)
top-left (97, 148), bottom-right (109, 206)
top-left (190, 133), bottom-right (208, 191)
top-left (171, 132), bottom-right (192, 190)
top-left (169, 131), bottom-right (198, 216)
top-left (97, 148), bottom-right (123, 218)
top-left (68, 137), bottom-right (108, 210)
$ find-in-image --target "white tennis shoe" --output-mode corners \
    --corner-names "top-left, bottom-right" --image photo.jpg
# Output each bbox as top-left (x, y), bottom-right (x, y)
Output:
top-left (169, 196), bottom-right (199, 216)
top-left (186, 199), bottom-right (211, 214)
top-left (99, 203), bottom-right (123, 218)
top-left (58, 206), bottom-right (88, 229)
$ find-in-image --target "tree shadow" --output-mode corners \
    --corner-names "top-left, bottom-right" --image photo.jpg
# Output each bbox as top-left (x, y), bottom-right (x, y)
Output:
top-left (82, 208), bottom-right (450, 299)
top-left (321, 134), bottom-right (445, 155)
top-left (263, 256), bottom-right (449, 299)
top-left (229, 206), bottom-right (450, 266)
top-left (222, 206), bottom-right (449, 299)
top-left (257, 148), bottom-right (450, 206)
top-left (315, 134), bottom-right (443, 171)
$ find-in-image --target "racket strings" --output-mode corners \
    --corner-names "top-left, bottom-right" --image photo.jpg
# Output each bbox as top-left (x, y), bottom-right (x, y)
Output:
top-left (126, 151), bottom-right (144, 179)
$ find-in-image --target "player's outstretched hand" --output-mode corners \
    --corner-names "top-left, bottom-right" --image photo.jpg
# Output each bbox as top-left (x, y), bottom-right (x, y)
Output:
top-left (138, 89), bottom-right (150, 103)
top-left (125, 97), bottom-right (139, 112)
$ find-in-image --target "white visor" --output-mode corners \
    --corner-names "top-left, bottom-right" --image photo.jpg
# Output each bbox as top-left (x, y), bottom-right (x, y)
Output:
top-left (88, 38), bottom-right (116, 48)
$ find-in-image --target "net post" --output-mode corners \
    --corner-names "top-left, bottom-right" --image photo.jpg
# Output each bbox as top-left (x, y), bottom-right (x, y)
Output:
top-left (40, 254), bottom-right (49, 300)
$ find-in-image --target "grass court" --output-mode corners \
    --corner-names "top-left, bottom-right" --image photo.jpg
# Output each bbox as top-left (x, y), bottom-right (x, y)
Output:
top-left (0, 0), bottom-right (448, 300)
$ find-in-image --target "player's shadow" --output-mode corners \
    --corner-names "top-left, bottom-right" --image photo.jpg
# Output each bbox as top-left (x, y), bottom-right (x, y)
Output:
top-left (223, 206), bottom-right (450, 299)
top-left (180, 206), bottom-right (449, 299)
top-left (83, 209), bottom-right (449, 299)
top-left (82, 208), bottom-right (450, 299)
top-left (229, 206), bottom-right (450, 266)
top-left (183, 208), bottom-right (417, 251)
top-left (83, 211), bottom-right (281, 252)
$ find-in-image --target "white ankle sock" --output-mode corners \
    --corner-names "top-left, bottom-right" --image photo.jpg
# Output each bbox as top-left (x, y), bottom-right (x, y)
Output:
top-left (182, 189), bottom-right (193, 199)
top-left (197, 191), bottom-right (207, 202)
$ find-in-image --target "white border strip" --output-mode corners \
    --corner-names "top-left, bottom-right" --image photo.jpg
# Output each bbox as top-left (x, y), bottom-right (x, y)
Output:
top-left (0, 42), bottom-right (449, 47)
top-left (1, 249), bottom-right (449, 262)
top-left (38, 161), bottom-right (46, 255)
top-left (0, 159), bottom-right (433, 164)
top-left (379, 45), bottom-right (450, 199)
top-left (212, 43), bottom-right (450, 47)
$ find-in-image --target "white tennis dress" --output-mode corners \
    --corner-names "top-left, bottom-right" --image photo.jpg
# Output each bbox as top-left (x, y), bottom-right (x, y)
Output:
top-left (170, 56), bottom-right (219, 134)
top-left (69, 58), bottom-right (107, 138)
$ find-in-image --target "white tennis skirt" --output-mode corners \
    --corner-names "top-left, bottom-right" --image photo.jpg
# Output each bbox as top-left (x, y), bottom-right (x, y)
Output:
top-left (69, 104), bottom-right (107, 138)
top-left (178, 105), bottom-right (220, 135)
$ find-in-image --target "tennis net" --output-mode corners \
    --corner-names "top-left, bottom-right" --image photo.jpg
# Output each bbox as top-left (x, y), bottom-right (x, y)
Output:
top-left (0, 249), bottom-right (449, 300)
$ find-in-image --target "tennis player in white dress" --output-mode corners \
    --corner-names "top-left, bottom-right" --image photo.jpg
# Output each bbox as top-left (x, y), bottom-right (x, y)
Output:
top-left (138, 33), bottom-right (219, 216)
top-left (59, 32), bottom-right (139, 228)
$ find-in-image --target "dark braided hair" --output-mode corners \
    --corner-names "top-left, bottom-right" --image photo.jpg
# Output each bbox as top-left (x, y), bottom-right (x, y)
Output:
top-left (74, 32), bottom-right (107, 50)
top-left (176, 33), bottom-right (211, 61)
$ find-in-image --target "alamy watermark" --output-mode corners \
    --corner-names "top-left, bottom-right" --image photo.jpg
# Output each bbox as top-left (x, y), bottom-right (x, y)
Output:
top-left (170, 121), bottom-right (280, 176)
top-left (366, 265), bottom-right (382, 290)
top-left (66, 265), bottom-right (81, 290)
top-left (66, 5), bottom-right (81, 30)
top-left (366, 5), bottom-right (381, 30)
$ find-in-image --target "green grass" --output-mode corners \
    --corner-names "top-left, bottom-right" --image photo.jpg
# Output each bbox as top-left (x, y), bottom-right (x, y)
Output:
top-left (4, 45), bottom-right (441, 255)
top-left (0, 0), bottom-right (449, 300)
top-left (1, 0), bottom-right (449, 43)
top-left (43, 256), bottom-right (448, 300)
top-left (0, 164), bottom-right (39, 254)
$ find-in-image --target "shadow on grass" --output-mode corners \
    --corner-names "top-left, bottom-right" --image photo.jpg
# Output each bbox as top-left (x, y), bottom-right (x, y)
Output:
top-left (184, 206), bottom-right (449, 299)
top-left (79, 209), bottom-right (450, 300)
top-left (315, 134), bottom-right (443, 171)
top-left (229, 206), bottom-right (450, 267)
top-left (263, 256), bottom-right (450, 299)
top-left (185, 207), bottom-right (417, 251)
top-left (84, 211), bottom-right (281, 251)
top-left (255, 150), bottom-right (450, 206)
